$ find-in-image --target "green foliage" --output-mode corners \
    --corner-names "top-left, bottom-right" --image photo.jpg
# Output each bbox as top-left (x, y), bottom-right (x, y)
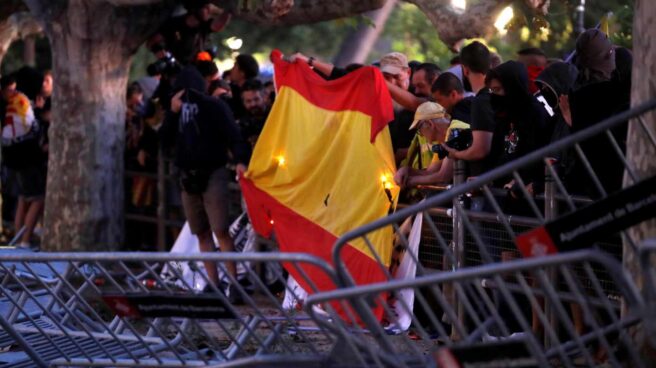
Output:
top-left (1, 36), bottom-right (51, 75)
top-left (210, 16), bottom-right (363, 61)
top-left (129, 44), bottom-right (156, 82)
top-left (503, 0), bottom-right (634, 60)
top-left (374, 3), bottom-right (454, 67)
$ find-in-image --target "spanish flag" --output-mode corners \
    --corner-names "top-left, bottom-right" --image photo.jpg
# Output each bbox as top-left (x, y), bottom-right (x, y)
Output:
top-left (240, 50), bottom-right (399, 305)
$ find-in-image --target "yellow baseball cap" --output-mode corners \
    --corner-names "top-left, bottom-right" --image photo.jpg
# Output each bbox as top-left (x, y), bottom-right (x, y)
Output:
top-left (409, 102), bottom-right (448, 130)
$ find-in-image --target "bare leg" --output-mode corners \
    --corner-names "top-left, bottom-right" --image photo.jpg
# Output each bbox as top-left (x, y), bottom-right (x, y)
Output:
top-left (14, 196), bottom-right (27, 236)
top-left (197, 230), bottom-right (220, 287)
top-left (571, 303), bottom-right (584, 334)
top-left (216, 230), bottom-right (237, 279)
top-left (20, 199), bottom-right (44, 244)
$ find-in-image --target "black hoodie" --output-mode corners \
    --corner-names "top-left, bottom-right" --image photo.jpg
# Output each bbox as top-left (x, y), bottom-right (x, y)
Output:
top-left (485, 61), bottom-right (549, 182)
top-left (535, 62), bottom-right (578, 176)
top-left (159, 66), bottom-right (249, 171)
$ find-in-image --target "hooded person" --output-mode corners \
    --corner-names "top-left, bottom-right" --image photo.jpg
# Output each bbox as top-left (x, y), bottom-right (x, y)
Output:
top-left (534, 62), bottom-right (579, 184)
top-left (567, 30), bottom-right (628, 197)
top-left (483, 61), bottom-right (549, 203)
top-left (574, 29), bottom-right (615, 88)
top-left (159, 65), bottom-right (249, 302)
top-left (485, 61), bottom-right (548, 169)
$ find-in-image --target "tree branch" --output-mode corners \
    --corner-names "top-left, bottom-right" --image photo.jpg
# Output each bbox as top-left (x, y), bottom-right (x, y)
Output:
top-left (212, 0), bottom-right (386, 26)
top-left (405, 0), bottom-right (513, 50)
top-left (104, 0), bottom-right (164, 5)
top-left (0, 11), bottom-right (42, 66)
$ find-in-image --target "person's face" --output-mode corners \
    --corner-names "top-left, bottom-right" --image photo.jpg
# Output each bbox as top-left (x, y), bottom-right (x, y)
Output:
top-left (229, 64), bottom-right (243, 84)
top-left (1, 82), bottom-right (16, 101)
top-left (242, 90), bottom-right (265, 115)
top-left (383, 68), bottom-right (410, 90)
top-left (128, 92), bottom-right (143, 107)
top-left (488, 78), bottom-right (505, 96)
top-left (196, 4), bottom-right (211, 22)
top-left (205, 73), bottom-right (219, 88)
top-left (432, 90), bottom-right (459, 113)
top-left (42, 74), bottom-right (53, 97)
top-left (411, 69), bottom-right (432, 98)
top-left (417, 118), bottom-right (447, 142)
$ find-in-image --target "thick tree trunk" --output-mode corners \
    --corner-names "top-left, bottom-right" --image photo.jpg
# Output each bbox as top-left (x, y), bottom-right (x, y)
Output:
top-left (623, 0), bottom-right (656, 359)
top-left (623, 0), bottom-right (656, 292)
top-left (332, 0), bottom-right (397, 67)
top-left (24, 0), bottom-right (174, 251)
top-left (45, 35), bottom-right (130, 251)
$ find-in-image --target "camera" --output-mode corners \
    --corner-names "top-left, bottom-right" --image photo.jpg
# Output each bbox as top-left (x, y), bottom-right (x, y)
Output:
top-left (148, 52), bottom-right (180, 77)
top-left (431, 128), bottom-right (473, 159)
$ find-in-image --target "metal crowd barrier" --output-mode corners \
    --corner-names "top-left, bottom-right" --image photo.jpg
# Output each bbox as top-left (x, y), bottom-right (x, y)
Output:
top-left (0, 252), bottom-right (343, 367)
top-left (307, 250), bottom-right (645, 367)
top-left (332, 98), bottom-right (656, 283)
top-left (320, 98), bottom-right (656, 366)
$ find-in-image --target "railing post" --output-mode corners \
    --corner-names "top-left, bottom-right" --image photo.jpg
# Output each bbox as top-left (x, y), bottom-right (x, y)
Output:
top-left (544, 158), bottom-right (559, 347)
top-left (156, 148), bottom-right (167, 252)
top-left (450, 159), bottom-right (466, 339)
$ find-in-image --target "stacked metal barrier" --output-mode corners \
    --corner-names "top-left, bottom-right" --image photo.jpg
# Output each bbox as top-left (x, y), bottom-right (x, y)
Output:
top-left (0, 252), bottom-right (343, 367)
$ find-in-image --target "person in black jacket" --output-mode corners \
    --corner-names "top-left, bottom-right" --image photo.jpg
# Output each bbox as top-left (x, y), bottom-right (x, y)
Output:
top-left (160, 66), bottom-right (249, 302)
top-left (534, 62), bottom-right (579, 186)
top-left (561, 29), bottom-right (629, 198)
top-left (480, 61), bottom-right (549, 212)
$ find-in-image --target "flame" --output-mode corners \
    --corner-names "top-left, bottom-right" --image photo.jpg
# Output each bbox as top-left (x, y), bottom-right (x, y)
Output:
top-left (380, 173), bottom-right (394, 189)
top-left (276, 155), bottom-right (286, 167)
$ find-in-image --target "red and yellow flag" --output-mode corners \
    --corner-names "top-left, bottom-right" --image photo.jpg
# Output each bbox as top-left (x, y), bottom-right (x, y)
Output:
top-left (240, 50), bottom-right (399, 301)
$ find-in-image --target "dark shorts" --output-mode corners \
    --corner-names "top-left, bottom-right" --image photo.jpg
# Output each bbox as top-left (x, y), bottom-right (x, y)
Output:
top-left (16, 165), bottom-right (47, 200)
top-left (181, 168), bottom-right (230, 235)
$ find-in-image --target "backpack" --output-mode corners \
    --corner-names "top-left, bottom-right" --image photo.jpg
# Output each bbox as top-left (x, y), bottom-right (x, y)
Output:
top-left (1, 92), bottom-right (42, 169)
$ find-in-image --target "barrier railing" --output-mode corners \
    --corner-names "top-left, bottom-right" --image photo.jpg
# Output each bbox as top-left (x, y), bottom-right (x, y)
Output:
top-left (0, 252), bottom-right (343, 368)
top-left (325, 98), bottom-right (656, 362)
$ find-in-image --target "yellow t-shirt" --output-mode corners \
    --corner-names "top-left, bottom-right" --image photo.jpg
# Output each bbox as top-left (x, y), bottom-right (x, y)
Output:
top-left (430, 119), bottom-right (471, 165)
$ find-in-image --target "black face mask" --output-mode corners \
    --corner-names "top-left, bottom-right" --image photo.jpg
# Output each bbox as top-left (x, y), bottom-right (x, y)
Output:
top-left (490, 93), bottom-right (511, 112)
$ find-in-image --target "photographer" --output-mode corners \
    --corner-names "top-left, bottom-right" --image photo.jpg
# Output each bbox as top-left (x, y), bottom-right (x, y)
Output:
top-left (394, 102), bottom-right (469, 187)
top-left (149, 0), bottom-right (231, 65)
top-left (159, 66), bottom-right (249, 303)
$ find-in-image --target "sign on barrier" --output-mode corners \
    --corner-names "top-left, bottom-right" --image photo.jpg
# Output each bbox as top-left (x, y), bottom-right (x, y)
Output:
top-left (516, 175), bottom-right (656, 257)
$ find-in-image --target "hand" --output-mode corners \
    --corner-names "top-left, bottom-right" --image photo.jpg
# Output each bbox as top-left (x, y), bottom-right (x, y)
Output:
top-left (35, 95), bottom-right (45, 109)
top-left (170, 90), bottom-right (184, 114)
top-left (559, 94), bottom-right (572, 127)
top-left (394, 167), bottom-right (409, 187)
top-left (526, 182), bottom-right (534, 196)
top-left (289, 52), bottom-right (308, 64)
top-left (137, 150), bottom-right (147, 167)
top-left (441, 144), bottom-right (458, 159)
top-left (235, 163), bottom-right (247, 180)
top-left (503, 179), bottom-right (515, 190)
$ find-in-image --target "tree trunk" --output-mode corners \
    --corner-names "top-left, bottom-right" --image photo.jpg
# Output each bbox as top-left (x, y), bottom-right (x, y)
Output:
top-left (45, 36), bottom-right (130, 251)
top-left (623, 0), bottom-right (656, 358)
top-left (332, 0), bottom-right (397, 67)
top-left (24, 0), bottom-right (175, 251)
top-left (623, 0), bottom-right (656, 292)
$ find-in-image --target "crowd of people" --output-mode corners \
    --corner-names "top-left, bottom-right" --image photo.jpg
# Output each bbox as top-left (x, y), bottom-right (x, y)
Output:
top-left (0, 0), bottom-right (633, 301)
